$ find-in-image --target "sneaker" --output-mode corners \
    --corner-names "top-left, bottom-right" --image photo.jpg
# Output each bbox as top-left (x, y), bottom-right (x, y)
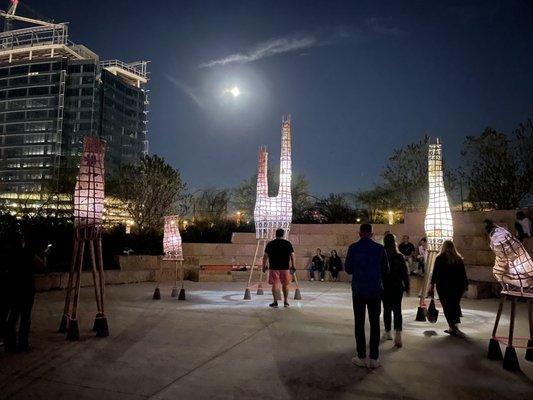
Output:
top-left (284, 302), bottom-right (290, 308)
top-left (368, 358), bottom-right (381, 369)
top-left (381, 331), bottom-right (392, 341)
top-left (310, 278), bottom-right (315, 281)
top-left (454, 329), bottom-right (466, 338)
top-left (351, 357), bottom-right (367, 368)
top-left (269, 302), bottom-right (279, 308)
top-left (394, 331), bottom-right (402, 348)
top-left (320, 278), bottom-right (324, 282)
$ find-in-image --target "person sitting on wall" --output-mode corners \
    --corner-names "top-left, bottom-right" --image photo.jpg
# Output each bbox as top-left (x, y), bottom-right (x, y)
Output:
top-left (310, 248), bottom-right (326, 281)
top-left (399, 235), bottom-right (416, 275)
top-left (328, 250), bottom-right (343, 281)
top-left (515, 211), bottom-right (532, 242)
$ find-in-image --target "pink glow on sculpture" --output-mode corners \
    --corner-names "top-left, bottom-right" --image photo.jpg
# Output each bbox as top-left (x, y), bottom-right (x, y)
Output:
top-left (163, 215), bottom-right (184, 261)
top-left (254, 115), bottom-right (292, 239)
top-left (74, 136), bottom-right (106, 228)
top-left (489, 226), bottom-right (533, 297)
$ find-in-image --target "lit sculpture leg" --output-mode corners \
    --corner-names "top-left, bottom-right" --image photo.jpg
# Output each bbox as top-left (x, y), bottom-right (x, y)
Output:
top-left (487, 295), bottom-right (505, 360)
top-left (293, 269), bottom-right (302, 300)
top-left (257, 266), bottom-right (265, 296)
top-left (171, 260), bottom-right (179, 298)
top-left (526, 300), bottom-right (533, 361)
top-left (244, 239), bottom-right (263, 300)
top-left (502, 297), bottom-right (520, 372)
top-left (62, 234), bottom-right (108, 340)
top-left (59, 239), bottom-right (79, 333)
top-left (65, 239), bottom-right (84, 341)
top-left (94, 238), bottom-right (109, 337)
top-left (178, 261), bottom-right (186, 301)
top-left (416, 250), bottom-right (437, 321)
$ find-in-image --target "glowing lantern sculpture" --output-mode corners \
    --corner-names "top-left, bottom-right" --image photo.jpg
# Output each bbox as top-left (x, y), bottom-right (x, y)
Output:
top-left (486, 224), bottom-right (533, 371)
top-left (253, 115), bottom-right (293, 240)
top-left (244, 116), bottom-right (301, 300)
top-left (59, 136), bottom-right (109, 340)
top-left (153, 215), bottom-right (186, 300)
top-left (416, 139), bottom-right (454, 321)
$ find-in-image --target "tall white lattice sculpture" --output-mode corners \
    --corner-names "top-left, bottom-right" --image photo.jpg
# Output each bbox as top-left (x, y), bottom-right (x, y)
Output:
top-left (416, 138), bottom-right (454, 321)
top-left (244, 115), bottom-right (295, 300)
top-left (253, 115), bottom-right (293, 240)
top-left (486, 223), bottom-right (533, 371)
top-left (154, 215), bottom-right (186, 300)
top-left (163, 216), bottom-right (184, 262)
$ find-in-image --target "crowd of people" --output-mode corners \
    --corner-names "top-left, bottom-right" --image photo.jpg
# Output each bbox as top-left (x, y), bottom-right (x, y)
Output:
top-left (262, 224), bottom-right (470, 369)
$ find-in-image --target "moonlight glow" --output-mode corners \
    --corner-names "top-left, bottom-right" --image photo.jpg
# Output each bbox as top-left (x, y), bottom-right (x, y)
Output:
top-left (224, 86), bottom-right (241, 97)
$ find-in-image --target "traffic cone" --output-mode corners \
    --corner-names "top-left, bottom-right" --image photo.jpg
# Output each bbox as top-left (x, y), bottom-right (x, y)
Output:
top-left (58, 314), bottom-right (69, 333)
top-left (487, 338), bottom-right (503, 360)
top-left (256, 284), bottom-right (264, 295)
top-left (178, 288), bottom-right (186, 300)
top-left (503, 346), bottom-right (520, 372)
top-left (294, 288), bottom-right (302, 300)
top-left (244, 288), bottom-right (251, 300)
top-left (171, 287), bottom-right (178, 297)
top-left (95, 316), bottom-right (109, 338)
top-left (153, 287), bottom-right (161, 300)
top-left (92, 312), bottom-right (103, 332)
top-left (66, 319), bottom-right (80, 341)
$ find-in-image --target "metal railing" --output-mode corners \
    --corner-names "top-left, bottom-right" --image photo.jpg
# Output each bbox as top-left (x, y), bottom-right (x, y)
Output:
top-left (101, 59), bottom-right (148, 78)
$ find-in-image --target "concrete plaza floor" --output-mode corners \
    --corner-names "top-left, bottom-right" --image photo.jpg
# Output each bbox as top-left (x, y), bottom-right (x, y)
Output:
top-left (1, 282), bottom-right (532, 400)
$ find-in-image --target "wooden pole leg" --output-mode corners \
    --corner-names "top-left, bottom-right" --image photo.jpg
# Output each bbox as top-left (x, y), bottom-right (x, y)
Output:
top-left (526, 299), bottom-right (533, 362)
top-left (503, 297), bottom-right (520, 372)
top-left (488, 294), bottom-right (505, 360)
top-left (94, 238), bottom-right (109, 338)
top-left (66, 241), bottom-right (85, 341)
top-left (244, 240), bottom-right (261, 300)
top-left (59, 239), bottom-right (80, 333)
top-left (178, 261), bottom-right (186, 301)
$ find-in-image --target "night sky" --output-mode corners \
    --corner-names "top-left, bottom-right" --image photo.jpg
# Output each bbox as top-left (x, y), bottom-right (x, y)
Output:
top-left (15, 1), bottom-right (533, 195)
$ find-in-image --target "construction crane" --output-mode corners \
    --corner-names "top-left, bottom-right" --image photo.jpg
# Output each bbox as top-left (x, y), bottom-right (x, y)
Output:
top-left (1, 0), bottom-right (64, 31)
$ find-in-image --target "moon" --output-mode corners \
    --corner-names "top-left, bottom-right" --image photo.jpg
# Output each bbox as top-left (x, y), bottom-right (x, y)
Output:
top-left (230, 86), bottom-right (240, 97)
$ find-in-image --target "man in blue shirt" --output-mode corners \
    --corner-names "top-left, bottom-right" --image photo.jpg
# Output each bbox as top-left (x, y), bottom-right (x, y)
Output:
top-left (345, 223), bottom-right (389, 369)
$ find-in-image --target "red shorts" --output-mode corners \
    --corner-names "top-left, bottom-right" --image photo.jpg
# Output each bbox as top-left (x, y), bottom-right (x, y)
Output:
top-left (268, 270), bottom-right (291, 286)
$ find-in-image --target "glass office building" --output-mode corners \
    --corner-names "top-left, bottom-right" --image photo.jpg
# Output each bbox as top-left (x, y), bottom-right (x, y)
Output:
top-left (0, 17), bottom-right (148, 207)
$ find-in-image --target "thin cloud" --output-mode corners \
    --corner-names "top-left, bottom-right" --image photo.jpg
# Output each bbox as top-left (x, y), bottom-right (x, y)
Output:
top-left (165, 74), bottom-right (204, 108)
top-left (200, 35), bottom-right (317, 68)
top-left (365, 17), bottom-right (405, 36)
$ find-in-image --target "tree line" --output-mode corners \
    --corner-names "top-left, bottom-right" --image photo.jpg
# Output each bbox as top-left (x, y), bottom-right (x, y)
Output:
top-left (1, 119), bottom-right (531, 231)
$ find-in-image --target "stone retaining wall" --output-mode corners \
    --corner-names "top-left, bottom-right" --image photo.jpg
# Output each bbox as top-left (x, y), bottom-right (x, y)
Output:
top-left (34, 210), bottom-right (532, 297)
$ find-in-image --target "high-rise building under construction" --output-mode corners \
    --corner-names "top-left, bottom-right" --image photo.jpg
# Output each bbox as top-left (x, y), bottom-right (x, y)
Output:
top-left (0, 1), bottom-right (148, 200)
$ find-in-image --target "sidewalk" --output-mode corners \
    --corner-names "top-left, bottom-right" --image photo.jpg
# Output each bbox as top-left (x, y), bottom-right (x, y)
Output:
top-left (1, 282), bottom-right (532, 400)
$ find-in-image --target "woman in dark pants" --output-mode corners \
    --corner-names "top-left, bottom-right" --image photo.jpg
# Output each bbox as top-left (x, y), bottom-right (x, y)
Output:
top-left (429, 240), bottom-right (469, 338)
top-left (382, 234), bottom-right (410, 347)
top-left (328, 250), bottom-right (343, 281)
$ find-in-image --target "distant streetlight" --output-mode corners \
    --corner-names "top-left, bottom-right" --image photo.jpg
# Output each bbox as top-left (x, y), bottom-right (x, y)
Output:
top-left (388, 210), bottom-right (394, 225)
